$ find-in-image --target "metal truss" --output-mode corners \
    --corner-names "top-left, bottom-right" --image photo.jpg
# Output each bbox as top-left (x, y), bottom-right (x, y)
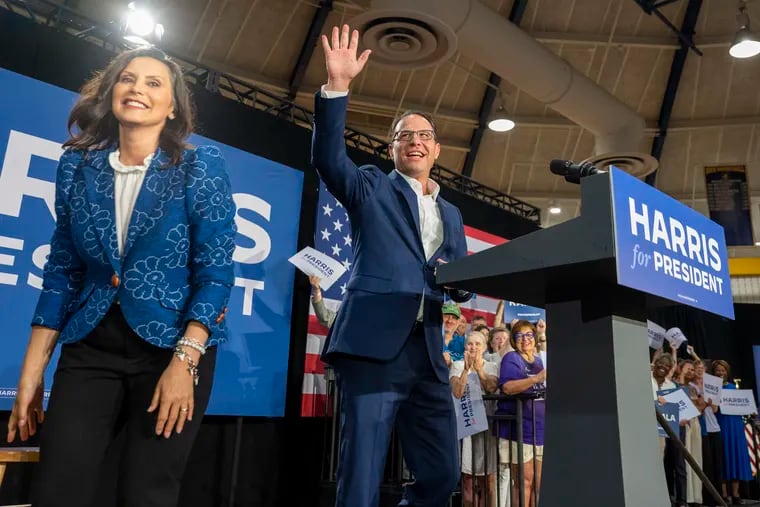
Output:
top-left (0, 0), bottom-right (541, 223)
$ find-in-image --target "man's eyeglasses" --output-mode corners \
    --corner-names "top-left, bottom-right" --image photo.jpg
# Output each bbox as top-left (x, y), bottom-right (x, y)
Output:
top-left (392, 129), bottom-right (436, 143)
top-left (513, 332), bottom-right (535, 340)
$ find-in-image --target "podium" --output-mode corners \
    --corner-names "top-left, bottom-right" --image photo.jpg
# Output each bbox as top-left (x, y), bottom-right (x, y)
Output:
top-left (437, 168), bottom-right (733, 506)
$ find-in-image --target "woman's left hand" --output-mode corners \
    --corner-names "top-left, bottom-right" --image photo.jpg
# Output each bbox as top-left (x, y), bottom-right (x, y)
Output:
top-left (148, 358), bottom-right (195, 438)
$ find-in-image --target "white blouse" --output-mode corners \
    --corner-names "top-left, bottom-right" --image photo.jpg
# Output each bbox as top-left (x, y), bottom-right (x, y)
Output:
top-left (109, 150), bottom-right (152, 256)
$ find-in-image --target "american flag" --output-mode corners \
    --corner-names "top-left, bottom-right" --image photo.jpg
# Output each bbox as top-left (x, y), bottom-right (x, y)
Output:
top-left (301, 181), bottom-right (510, 416)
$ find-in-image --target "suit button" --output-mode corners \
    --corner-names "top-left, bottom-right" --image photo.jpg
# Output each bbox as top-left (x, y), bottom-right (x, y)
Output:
top-left (111, 274), bottom-right (120, 287)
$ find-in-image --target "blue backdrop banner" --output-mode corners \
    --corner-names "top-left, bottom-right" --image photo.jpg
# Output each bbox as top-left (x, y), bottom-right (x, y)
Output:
top-left (0, 67), bottom-right (303, 416)
top-left (610, 167), bottom-right (733, 319)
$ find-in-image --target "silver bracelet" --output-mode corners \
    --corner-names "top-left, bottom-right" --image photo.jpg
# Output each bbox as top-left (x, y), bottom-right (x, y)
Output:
top-left (177, 337), bottom-right (206, 355)
top-left (173, 347), bottom-right (199, 386)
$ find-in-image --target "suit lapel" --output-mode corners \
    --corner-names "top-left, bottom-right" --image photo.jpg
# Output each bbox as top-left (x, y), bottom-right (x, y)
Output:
top-left (389, 171), bottom-right (425, 259)
top-left (122, 149), bottom-right (173, 258)
top-left (82, 149), bottom-right (120, 271)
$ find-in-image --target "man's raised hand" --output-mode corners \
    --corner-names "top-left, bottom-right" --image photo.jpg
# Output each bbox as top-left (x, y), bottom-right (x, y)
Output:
top-left (321, 24), bottom-right (371, 92)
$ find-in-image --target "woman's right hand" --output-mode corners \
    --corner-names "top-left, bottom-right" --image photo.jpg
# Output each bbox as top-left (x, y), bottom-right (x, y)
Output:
top-left (534, 369), bottom-right (547, 384)
top-left (321, 25), bottom-right (371, 92)
top-left (7, 377), bottom-right (45, 442)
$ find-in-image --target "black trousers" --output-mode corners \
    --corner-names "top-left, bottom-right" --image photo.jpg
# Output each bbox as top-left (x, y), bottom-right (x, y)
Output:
top-left (664, 426), bottom-right (687, 505)
top-left (34, 304), bottom-right (216, 507)
top-left (702, 431), bottom-right (725, 506)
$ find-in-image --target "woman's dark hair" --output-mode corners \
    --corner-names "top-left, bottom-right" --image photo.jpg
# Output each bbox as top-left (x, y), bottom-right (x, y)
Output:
top-left (64, 47), bottom-right (194, 166)
top-left (709, 359), bottom-right (731, 381)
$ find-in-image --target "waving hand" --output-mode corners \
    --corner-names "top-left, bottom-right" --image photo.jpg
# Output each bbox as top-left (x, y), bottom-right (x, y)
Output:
top-left (321, 24), bottom-right (371, 92)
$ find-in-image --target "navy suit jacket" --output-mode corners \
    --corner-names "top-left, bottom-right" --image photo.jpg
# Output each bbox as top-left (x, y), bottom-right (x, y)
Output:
top-left (311, 93), bottom-right (470, 382)
top-left (31, 146), bottom-right (236, 348)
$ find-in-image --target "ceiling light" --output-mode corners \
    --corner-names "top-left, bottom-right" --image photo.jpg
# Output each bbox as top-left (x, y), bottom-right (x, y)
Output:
top-left (730, 5), bottom-right (760, 59)
top-left (548, 201), bottom-right (561, 215)
top-left (123, 2), bottom-right (164, 47)
top-left (487, 108), bottom-right (515, 132)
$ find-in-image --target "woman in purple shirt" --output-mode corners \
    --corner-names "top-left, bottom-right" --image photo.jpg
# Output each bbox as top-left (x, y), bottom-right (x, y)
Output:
top-left (496, 320), bottom-right (546, 507)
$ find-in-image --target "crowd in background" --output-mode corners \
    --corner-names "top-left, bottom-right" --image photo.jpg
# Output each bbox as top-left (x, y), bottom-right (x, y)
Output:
top-left (652, 344), bottom-right (755, 507)
top-left (308, 275), bottom-right (758, 507)
top-left (443, 301), bottom-right (546, 507)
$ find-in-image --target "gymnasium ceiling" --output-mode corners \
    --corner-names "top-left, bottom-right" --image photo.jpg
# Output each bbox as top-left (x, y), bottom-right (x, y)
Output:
top-left (29, 0), bottom-right (760, 233)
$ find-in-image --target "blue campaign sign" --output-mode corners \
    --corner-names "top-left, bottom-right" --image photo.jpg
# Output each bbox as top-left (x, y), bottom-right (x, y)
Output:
top-left (610, 167), bottom-right (734, 319)
top-left (0, 67), bottom-right (303, 416)
top-left (502, 301), bottom-right (546, 323)
top-left (655, 402), bottom-right (679, 438)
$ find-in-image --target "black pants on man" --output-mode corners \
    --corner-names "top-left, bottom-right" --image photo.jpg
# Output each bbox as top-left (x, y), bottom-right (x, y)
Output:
top-left (34, 304), bottom-right (216, 507)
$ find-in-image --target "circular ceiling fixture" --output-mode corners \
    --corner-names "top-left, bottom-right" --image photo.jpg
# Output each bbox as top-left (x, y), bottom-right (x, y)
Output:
top-left (350, 10), bottom-right (458, 69)
top-left (582, 152), bottom-right (659, 179)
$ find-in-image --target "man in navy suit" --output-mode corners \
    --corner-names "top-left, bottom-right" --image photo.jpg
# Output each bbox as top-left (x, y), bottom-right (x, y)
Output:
top-left (312, 25), bottom-right (472, 507)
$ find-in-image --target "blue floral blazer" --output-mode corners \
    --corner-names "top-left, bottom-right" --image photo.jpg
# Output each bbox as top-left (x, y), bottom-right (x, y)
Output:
top-left (31, 145), bottom-right (237, 348)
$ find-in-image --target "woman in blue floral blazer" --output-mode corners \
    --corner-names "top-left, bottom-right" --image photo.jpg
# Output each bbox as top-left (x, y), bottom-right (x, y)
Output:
top-left (6, 47), bottom-right (236, 506)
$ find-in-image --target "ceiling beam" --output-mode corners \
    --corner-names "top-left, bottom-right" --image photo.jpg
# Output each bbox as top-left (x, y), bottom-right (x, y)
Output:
top-left (646, 0), bottom-right (703, 185)
top-left (287, 0), bottom-right (333, 100)
top-left (460, 0), bottom-right (529, 178)
top-left (530, 31), bottom-right (731, 49)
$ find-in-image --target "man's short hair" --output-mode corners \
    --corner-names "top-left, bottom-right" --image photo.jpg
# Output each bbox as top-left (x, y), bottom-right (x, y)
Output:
top-left (390, 110), bottom-right (438, 140)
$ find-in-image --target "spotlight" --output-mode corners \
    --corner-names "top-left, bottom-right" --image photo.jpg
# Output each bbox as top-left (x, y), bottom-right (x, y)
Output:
top-left (548, 201), bottom-right (561, 215)
top-left (729, 4), bottom-right (760, 59)
top-left (123, 2), bottom-right (164, 47)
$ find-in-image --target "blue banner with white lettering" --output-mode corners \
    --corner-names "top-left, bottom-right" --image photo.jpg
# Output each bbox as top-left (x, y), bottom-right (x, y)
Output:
top-left (502, 301), bottom-right (546, 323)
top-left (0, 67), bottom-right (303, 416)
top-left (610, 167), bottom-right (734, 319)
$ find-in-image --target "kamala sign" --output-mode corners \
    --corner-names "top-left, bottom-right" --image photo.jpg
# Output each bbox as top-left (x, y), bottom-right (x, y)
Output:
top-left (610, 167), bottom-right (733, 319)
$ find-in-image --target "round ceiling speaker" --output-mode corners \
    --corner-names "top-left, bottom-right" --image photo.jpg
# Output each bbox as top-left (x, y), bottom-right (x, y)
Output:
top-left (350, 9), bottom-right (458, 69)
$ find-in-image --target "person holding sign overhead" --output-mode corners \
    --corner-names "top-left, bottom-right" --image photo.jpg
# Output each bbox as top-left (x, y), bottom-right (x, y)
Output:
top-left (5, 47), bottom-right (236, 507)
top-left (711, 360), bottom-right (753, 504)
top-left (312, 24), bottom-right (472, 507)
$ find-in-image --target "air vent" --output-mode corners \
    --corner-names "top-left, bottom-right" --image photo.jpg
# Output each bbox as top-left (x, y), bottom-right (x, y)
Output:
top-left (350, 10), bottom-right (457, 69)
top-left (583, 152), bottom-right (659, 178)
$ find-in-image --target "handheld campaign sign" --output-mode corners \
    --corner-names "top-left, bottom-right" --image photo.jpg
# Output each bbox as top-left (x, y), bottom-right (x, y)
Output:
top-left (702, 373), bottom-right (723, 404)
top-left (655, 402), bottom-right (680, 438)
top-left (453, 373), bottom-right (489, 439)
top-left (502, 301), bottom-right (546, 323)
top-left (288, 246), bottom-right (347, 290)
top-left (610, 167), bottom-right (733, 319)
top-left (720, 389), bottom-right (758, 416)
top-left (662, 388), bottom-right (700, 421)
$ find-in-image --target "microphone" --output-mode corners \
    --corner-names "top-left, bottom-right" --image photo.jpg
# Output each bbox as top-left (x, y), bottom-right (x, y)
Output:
top-left (549, 159), bottom-right (604, 184)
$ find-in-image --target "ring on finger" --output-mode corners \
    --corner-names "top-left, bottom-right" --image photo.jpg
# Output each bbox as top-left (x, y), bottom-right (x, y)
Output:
top-left (180, 407), bottom-right (189, 412)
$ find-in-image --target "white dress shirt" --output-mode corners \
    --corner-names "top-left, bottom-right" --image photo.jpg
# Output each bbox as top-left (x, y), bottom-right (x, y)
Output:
top-left (109, 150), bottom-right (152, 256)
top-left (394, 170), bottom-right (444, 260)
